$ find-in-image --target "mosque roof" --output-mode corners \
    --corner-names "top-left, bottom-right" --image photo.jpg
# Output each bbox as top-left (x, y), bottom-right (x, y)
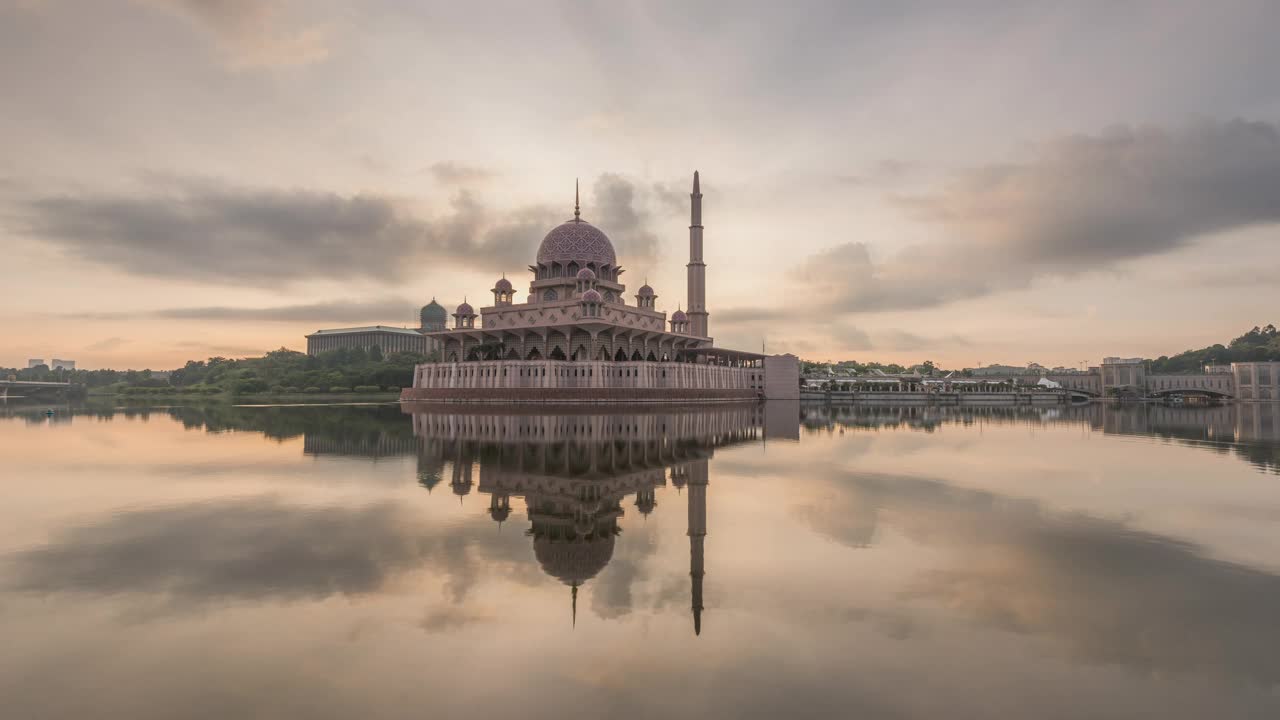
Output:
top-left (455, 301), bottom-right (475, 316)
top-left (494, 277), bottom-right (513, 291)
top-left (538, 219), bottom-right (617, 267)
top-left (637, 284), bottom-right (655, 297)
top-left (307, 325), bottom-right (423, 337)
top-left (581, 289), bottom-right (602, 303)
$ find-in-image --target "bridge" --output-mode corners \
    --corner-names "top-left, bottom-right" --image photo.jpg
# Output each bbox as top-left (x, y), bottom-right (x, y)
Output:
top-left (0, 380), bottom-right (72, 398)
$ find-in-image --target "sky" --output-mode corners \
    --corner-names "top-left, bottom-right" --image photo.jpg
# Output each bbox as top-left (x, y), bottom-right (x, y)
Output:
top-left (3, 0), bottom-right (1280, 370)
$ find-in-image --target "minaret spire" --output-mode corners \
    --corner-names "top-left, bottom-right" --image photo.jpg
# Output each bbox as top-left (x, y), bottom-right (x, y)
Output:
top-left (574, 178), bottom-right (581, 221)
top-left (687, 170), bottom-right (709, 338)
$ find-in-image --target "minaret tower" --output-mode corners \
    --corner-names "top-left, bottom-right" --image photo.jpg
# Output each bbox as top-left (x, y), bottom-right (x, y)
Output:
top-left (687, 171), bottom-right (709, 338)
top-left (687, 458), bottom-right (709, 636)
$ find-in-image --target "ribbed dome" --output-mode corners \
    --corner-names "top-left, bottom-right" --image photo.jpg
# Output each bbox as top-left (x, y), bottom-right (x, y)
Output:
top-left (455, 301), bottom-right (474, 316)
top-left (534, 535), bottom-right (616, 586)
top-left (493, 277), bottom-right (513, 291)
top-left (671, 309), bottom-right (687, 322)
top-left (581, 289), bottom-right (602, 303)
top-left (420, 299), bottom-right (447, 324)
top-left (637, 284), bottom-right (655, 297)
top-left (537, 219), bottom-right (616, 267)
top-left (576, 267), bottom-right (597, 281)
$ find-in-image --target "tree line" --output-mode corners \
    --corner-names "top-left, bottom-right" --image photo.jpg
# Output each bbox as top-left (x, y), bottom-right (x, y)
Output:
top-left (5, 347), bottom-right (427, 395)
top-left (1147, 325), bottom-right (1280, 373)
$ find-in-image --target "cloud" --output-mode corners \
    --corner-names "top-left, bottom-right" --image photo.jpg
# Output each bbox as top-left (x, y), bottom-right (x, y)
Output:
top-left (3, 497), bottom-right (422, 603)
top-left (876, 330), bottom-right (971, 352)
top-left (141, 0), bottom-right (331, 69)
top-left (171, 340), bottom-right (267, 357)
top-left (157, 298), bottom-right (419, 324)
top-left (426, 161), bottom-right (496, 185)
top-left (804, 120), bottom-right (1280, 313)
top-left (590, 173), bottom-right (662, 264)
top-left (815, 471), bottom-right (1280, 685)
top-left (420, 605), bottom-right (496, 633)
top-left (11, 179), bottom-right (556, 285)
top-left (1, 494), bottom-right (541, 609)
top-left (836, 159), bottom-right (920, 188)
top-left (83, 336), bottom-right (130, 352)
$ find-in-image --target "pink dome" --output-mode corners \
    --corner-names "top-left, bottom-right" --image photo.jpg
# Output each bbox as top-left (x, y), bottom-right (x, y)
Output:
top-left (494, 277), bottom-right (513, 291)
top-left (576, 267), bottom-right (597, 281)
top-left (581, 289), bottom-right (603, 303)
top-left (455, 302), bottom-right (474, 316)
top-left (671, 309), bottom-right (687, 322)
top-left (637, 284), bottom-right (655, 297)
top-left (538, 220), bottom-right (616, 267)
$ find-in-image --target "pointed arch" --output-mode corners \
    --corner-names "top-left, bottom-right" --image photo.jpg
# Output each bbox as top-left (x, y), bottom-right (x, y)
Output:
top-left (614, 347), bottom-right (627, 362)
top-left (646, 350), bottom-right (657, 362)
top-left (526, 347), bottom-right (542, 360)
top-left (505, 348), bottom-right (519, 360)
top-left (630, 349), bottom-right (642, 361)
top-left (573, 344), bottom-right (588, 361)
top-left (550, 346), bottom-right (567, 361)
top-left (597, 346), bottom-right (610, 361)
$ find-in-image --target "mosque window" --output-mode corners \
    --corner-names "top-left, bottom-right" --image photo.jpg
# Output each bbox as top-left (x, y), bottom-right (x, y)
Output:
top-left (543, 289), bottom-right (558, 302)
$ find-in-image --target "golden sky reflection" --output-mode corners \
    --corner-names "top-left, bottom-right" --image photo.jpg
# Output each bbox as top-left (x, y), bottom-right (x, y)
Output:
top-left (2, 402), bottom-right (1279, 719)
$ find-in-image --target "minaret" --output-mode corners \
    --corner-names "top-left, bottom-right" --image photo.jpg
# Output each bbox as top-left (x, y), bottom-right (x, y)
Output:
top-left (687, 458), bottom-right (708, 636)
top-left (687, 171), bottom-right (709, 338)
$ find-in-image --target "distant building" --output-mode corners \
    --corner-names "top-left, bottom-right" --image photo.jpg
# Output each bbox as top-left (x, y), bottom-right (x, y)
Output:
top-left (1233, 362), bottom-right (1280, 402)
top-left (969, 364), bottom-right (1023, 377)
top-left (306, 325), bottom-right (438, 357)
top-left (27, 359), bottom-right (45, 368)
top-left (51, 359), bottom-right (75, 370)
top-left (304, 299), bottom-right (447, 358)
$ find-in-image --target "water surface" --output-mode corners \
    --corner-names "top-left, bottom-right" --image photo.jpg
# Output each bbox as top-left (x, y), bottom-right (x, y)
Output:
top-left (2, 401), bottom-right (1279, 719)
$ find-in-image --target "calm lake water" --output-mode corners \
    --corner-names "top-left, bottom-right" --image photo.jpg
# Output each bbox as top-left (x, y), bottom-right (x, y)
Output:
top-left (2, 400), bottom-right (1280, 719)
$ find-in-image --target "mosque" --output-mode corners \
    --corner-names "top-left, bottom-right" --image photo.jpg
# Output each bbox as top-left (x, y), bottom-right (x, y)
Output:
top-left (402, 172), bottom-right (799, 402)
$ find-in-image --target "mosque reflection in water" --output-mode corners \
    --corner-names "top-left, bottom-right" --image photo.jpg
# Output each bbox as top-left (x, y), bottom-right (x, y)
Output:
top-left (376, 405), bottom-right (791, 634)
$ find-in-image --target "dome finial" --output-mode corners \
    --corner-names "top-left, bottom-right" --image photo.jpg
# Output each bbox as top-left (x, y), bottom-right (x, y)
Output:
top-left (574, 178), bottom-right (581, 221)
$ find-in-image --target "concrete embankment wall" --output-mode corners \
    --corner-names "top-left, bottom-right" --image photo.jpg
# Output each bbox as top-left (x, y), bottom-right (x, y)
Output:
top-left (799, 391), bottom-right (1069, 405)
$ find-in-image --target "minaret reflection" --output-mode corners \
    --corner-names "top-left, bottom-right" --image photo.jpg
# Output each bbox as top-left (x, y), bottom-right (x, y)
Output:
top-left (687, 458), bottom-right (708, 636)
top-left (406, 405), bottom-right (769, 634)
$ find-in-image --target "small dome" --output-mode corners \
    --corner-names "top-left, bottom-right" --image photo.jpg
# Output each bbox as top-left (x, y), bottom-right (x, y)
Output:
top-left (576, 267), bottom-right (597, 281)
top-left (637, 284), bottom-right (655, 297)
top-left (581, 289), bottom-right (602, 303)
top-left (455, 301), bottom-right (474, 316)
top-left (420, 299), bottom-right (447, 324)
top-left (494, 277), bottom-right (513, 291)
top-left (671, 309), bottom-right (687, 322)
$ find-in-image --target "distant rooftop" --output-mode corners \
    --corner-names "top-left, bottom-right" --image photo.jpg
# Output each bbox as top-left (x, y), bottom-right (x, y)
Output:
top-left (306, 325), bottom-right (423, 337)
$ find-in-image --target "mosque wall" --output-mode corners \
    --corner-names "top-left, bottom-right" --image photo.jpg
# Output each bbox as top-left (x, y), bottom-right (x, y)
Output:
top-left (403, 359), bottom-right (764, 402)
